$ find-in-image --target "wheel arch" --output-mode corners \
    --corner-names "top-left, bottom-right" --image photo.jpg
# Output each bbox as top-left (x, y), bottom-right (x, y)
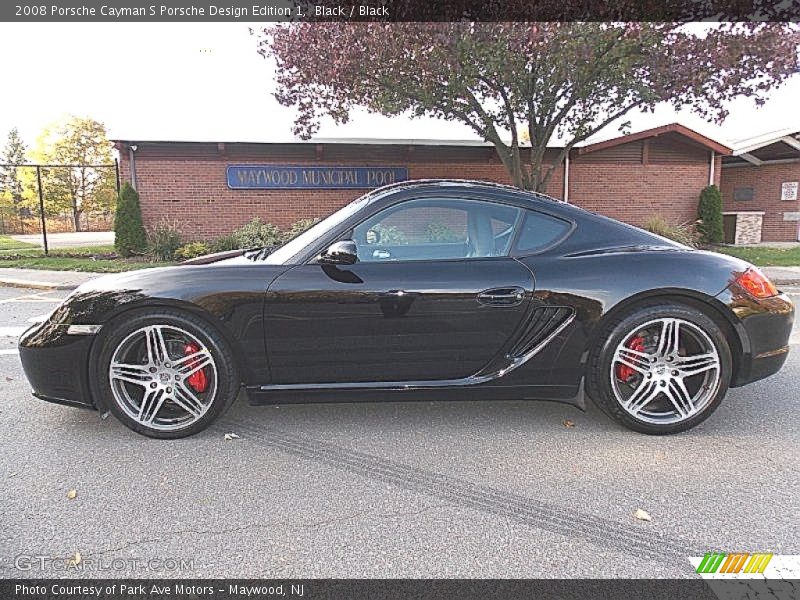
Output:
top-left (87, 298), bottom-right (252, 409)
top-left (588, 288), bottom-right (747, 383)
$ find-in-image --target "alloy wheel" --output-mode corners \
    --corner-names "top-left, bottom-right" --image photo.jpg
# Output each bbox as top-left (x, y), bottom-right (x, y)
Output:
top-left (109, 324), bottom-right (218, 431)
top-left (609, 317), bottom-right (721, 425)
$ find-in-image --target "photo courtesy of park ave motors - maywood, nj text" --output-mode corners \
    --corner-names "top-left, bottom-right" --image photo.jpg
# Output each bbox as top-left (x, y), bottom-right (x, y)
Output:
top-left (0, 5), bottom-right (799, 599)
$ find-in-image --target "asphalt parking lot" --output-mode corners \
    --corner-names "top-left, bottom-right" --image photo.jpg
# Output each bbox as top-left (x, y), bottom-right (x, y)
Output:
top-left (0, 284), bottom-right (798, 579)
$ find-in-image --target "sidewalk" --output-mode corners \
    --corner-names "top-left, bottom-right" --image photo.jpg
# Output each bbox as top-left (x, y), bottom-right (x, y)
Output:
top-left (0, 268), bottom-right (101, 290)
top-left (10, 231), bottom-right (114, 249)
top-left (0, 265), bottom-right (799, 292)
top-left (762, 266), bottom-right (800, 286)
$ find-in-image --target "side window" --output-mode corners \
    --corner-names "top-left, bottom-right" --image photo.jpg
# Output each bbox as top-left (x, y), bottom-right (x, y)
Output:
top-left (372, 205), bottom-right (468, 247)
top-left (514, 210), bottom-right (571, 253)
top-left (353, 198), bottom-right (521, 262)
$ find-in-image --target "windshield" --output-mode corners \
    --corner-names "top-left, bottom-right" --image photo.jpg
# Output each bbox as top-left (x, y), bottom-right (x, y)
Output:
top-left (263, 192), bottom-right (374, 264)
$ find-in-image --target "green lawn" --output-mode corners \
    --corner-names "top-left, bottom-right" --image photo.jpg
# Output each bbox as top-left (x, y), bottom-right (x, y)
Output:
top-left (0, 237), bottom-right (173, 272)
top-left (0, 235), bottom-right (39, 251)
top-left (0, 256), bottom-right (173, 272)
top-left (1, 243), bottom-right (117, 257)
top-left (710, 245), bottom-right (800, 267)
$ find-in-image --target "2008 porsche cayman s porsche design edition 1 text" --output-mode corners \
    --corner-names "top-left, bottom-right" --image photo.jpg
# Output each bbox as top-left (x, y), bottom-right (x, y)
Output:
top-left (19, 180), bottom-right (794, 438)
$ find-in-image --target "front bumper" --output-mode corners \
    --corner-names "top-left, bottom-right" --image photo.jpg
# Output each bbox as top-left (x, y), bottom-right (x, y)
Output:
top-left (18, 320), bottom-right (96, 409)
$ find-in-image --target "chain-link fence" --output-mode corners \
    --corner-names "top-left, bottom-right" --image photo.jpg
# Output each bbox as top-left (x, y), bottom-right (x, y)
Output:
top-left (0, 161), bottom-right (119, 252)
top-left (0, 207), bottom-right (114, 234)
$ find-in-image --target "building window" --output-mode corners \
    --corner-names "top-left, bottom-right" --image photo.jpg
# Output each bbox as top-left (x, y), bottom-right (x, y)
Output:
top-left (733, 187), bottom-right (755, 201)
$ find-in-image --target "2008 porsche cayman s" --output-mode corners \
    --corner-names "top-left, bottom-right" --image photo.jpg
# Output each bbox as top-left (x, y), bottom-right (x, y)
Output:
top-left (19, 180), bottom-right (794, 438)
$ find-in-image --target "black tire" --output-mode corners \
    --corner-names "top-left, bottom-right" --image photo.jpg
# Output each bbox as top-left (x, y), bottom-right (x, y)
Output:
top-left (90, 308), bottom-right (240, 439)
top-left (586, 302), bottom-right (732, 435)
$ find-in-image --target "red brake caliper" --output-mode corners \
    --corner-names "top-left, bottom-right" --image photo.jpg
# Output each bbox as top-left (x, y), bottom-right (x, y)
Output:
top-left (183, 342), bottom-right (208, 393)
top-left (616, 335), bottom-right (645, 382)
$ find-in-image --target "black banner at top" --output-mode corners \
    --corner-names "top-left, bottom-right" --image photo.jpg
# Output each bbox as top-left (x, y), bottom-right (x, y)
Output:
top-left (3, 0), bottom-right (800, 22)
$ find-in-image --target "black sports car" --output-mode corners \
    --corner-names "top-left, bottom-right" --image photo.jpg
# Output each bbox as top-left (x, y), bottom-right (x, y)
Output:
top-left (19, 180), bottom-right (794, 438)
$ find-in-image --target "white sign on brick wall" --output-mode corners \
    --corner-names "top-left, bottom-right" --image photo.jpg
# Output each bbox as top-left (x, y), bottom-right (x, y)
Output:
top-left (781, 181), bottom-right (798, 201)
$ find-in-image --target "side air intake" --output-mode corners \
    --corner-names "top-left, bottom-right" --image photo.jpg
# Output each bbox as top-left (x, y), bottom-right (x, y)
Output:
top-left (507, 306), bottom-right (575, 359)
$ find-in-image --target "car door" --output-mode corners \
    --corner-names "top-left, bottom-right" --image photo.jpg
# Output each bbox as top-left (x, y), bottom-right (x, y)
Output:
top-left (262, 196), bottom-right (536, 385)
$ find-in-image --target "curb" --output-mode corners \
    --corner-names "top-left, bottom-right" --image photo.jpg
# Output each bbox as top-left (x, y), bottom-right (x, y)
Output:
top-left (0, 278), bottom-right (78, 291)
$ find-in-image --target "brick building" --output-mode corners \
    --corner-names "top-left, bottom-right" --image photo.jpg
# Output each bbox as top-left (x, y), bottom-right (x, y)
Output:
top-left (113, 123), bottom-right (729, 241)
top-left (721, 129), bottom-right (800, 243)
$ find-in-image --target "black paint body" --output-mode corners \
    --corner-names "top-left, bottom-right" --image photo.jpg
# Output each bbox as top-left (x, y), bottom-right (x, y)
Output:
top-left (18, 181), bottom-right (794, 411)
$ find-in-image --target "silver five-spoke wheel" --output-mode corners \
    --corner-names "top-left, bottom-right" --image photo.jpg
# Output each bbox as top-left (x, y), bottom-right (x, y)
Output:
top-left (109, 324), bottom-right (218, 432)
top-left (610, 317), bottom-right (721, 425)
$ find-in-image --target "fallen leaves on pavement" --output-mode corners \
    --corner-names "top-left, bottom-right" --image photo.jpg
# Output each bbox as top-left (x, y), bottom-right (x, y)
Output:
top-left (634, 508), bottom-right (652, 522)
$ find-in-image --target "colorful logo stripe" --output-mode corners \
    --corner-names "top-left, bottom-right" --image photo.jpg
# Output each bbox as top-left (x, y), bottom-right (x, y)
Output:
top-left (696, 553), bottom-right (773, 574)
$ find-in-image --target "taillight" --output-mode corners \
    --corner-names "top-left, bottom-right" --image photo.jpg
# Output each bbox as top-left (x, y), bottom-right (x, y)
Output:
top-left (736, 268), bottom-right (778, 299)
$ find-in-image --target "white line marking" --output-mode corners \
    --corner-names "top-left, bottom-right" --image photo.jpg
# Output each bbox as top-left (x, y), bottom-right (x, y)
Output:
top-left (0, 348), bottom-right (19, 355)
top-left (0, 326), bottom-right (27, 337)
top-left (0, 291), bottom-right (62, 304)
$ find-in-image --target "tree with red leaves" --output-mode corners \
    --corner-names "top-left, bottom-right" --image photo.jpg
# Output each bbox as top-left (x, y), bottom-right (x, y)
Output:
top-left (260, 23), bottom-right (799, 191)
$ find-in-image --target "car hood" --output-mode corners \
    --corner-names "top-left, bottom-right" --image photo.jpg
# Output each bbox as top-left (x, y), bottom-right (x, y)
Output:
top-left (65, 261), bottom-right (290, 323)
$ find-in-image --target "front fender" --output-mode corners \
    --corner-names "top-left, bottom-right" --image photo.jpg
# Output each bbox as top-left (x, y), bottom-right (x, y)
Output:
top-left (38, 263), bottom-right (289, 388)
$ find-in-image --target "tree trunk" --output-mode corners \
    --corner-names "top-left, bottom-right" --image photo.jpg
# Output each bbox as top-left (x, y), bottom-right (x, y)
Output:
top-left (72, 197), bottom-right (81, 232)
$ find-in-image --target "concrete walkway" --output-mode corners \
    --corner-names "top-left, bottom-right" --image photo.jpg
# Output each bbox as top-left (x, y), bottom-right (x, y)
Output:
top-left (729, 242), bottom-right (800, 249)
top-left (763, 266), bottom-right (800, 285)
top-left (0, 268), bottom-right (101, 290)
top-left (10, 231), bottom-right (114, 249)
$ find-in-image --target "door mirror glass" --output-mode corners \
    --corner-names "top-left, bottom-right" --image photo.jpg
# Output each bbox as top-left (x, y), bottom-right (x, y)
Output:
top-left (319, 240), bottom-right (359, 265)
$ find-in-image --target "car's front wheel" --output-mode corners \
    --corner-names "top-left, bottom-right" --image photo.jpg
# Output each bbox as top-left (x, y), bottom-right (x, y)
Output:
top-left (587, 303), bottom-right (732, 434)
top-left (92, 309), bottom-right (239, 438)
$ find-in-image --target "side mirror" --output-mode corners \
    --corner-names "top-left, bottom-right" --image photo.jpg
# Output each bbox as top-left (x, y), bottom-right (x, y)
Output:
top-left (319, 240), bottom-right (358, 265)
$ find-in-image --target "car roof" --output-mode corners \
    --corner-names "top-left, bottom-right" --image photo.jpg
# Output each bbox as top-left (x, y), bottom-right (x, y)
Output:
top-left (369, 179), bottom-right (679, 251)
top-left (367, 178), bottom-right (565, 206)
top-left (375, 178), bottom-right (556, 194)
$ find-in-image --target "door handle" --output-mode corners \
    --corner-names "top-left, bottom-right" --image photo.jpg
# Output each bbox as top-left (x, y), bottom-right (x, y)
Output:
top-left (477, 287), bottom-right (526, 307)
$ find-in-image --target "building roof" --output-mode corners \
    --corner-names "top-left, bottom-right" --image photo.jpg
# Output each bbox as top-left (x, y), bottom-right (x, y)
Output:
top-left (577, 123), bottom-right (731, 155)
top-left (723, 128), bottom-right (800, 167)
top-left (112, 122), bottom-right (731, 154)
top-left (113, 137), bottom-right (498, 148)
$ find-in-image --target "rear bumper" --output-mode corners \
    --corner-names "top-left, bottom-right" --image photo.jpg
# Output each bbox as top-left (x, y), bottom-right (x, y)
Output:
top-left (724, 291), bottom-right (794, 387)
top-left (738, 348), bottom-right (790, 387)
top-left (18, 321), bottom-right (95, 409)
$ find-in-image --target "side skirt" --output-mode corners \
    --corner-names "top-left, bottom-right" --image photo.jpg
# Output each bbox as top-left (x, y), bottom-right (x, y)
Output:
top-left (245, 383), bottom-right (584, 408)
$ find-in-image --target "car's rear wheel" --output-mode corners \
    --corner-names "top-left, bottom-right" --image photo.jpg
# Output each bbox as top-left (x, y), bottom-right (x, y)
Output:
top-left (587, 303), bottom-right (732, 434)
top-left (93, 309), bottom-right (239, 438)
